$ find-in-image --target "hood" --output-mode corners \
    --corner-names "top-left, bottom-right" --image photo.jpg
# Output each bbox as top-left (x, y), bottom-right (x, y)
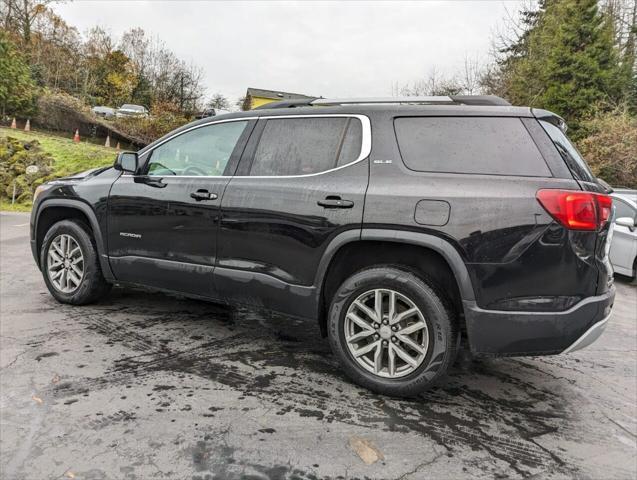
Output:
top-left (56, 166), bottom-right (112, 182)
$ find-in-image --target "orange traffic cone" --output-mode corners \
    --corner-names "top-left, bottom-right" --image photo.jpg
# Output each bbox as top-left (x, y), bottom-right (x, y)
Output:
top-left (10, 118), bottom-right (16, 129)
top-left (24, 119), bottom-right (30, 132)
top-left (116, 142), bottom-right (121, 150)
top-left (105, 135), bottom-right (111, 148)
top-left (73, 129), bottom-right (80, 143)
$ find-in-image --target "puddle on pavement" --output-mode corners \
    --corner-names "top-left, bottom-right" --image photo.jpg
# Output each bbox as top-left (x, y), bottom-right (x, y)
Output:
top-left (39, 287), bottom-right (583, 478)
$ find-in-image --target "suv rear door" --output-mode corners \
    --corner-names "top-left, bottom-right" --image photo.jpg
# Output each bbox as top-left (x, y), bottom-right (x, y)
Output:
top-left (215, 114), bottom-right (371, 318)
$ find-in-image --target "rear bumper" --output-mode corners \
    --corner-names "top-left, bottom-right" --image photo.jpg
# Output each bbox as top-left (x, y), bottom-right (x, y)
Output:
top-left (464, 286), bottom-right (615, 356)
top-left (561, 313), bottom-right (611, 354)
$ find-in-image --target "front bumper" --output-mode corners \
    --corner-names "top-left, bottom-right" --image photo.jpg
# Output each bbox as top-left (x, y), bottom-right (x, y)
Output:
top-left (464, 286), bottom-right (615, 356)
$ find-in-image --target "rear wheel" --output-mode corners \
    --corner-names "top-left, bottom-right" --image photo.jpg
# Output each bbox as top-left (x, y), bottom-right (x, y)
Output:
top-left (40, 220), bottom-right (111, 304)
top-left (327, 266), bottom-right (458, 396)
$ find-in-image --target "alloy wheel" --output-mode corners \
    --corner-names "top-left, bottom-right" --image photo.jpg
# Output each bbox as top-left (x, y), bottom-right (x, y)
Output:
top-left (344, 288), bottom-right (429, 378)
top-left (47, 234), bottom-right (84, 293)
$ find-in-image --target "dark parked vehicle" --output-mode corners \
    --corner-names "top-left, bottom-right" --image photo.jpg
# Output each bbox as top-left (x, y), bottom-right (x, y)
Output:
top-left (195, 107), bottom-right (231, 119)
top-left (30, 96), bottom-right (616, 396)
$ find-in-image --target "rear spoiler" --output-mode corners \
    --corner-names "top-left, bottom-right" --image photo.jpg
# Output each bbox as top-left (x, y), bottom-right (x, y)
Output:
top-left (532, 108), bottom-right (567, 132)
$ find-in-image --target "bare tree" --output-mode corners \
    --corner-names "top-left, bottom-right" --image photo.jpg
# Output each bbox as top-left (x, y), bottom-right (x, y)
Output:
top-left (1, 0), bottom-right (58, 44)
top-left (236, 96), bottom-right (249, 111)
top-left (460, 54), bottom-right (483, 95)
top-left (207, 93), bottom-right (230, 110)
top-left (394, 66), bottom-right (467, 97)
top-left (119, 28), bottom-right (206, 113)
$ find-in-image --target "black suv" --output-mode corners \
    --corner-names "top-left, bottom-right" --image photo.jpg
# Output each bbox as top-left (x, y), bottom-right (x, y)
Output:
top-left (30, 95), bottom-right (616, 396)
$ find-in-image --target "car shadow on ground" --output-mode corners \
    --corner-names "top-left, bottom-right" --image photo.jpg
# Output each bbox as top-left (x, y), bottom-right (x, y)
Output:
top-left (41, 284), bottom-right (603, 478)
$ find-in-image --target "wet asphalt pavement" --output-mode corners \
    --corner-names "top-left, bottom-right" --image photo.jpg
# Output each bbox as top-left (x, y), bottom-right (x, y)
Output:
top-left (1, 211), bottom-right (636, 480)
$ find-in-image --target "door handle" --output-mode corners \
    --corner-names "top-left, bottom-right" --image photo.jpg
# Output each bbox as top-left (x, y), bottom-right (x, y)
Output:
top-left (190, 189), bottom-right (218, 201)
top-left (317, 196), bottom-right (354, 209)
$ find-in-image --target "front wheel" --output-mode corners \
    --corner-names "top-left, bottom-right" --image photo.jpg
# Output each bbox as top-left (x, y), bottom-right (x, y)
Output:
top-left (327, 266), bottom-right (458, 396)
top-left (40, 219), bottom-right (111, 305)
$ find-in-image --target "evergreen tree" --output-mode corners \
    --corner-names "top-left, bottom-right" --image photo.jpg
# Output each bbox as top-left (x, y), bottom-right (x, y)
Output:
top-left (0, 31), bottom-right (37, 117)
top-left (499, 0), bottom-right (629, 138)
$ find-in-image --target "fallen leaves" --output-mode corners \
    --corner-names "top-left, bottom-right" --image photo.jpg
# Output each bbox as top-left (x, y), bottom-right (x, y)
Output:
top-left (348, 436), bottom-right (384, 465)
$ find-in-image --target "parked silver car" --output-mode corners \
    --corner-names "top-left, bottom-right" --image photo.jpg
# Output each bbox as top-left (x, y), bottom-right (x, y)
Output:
top-left (116, 104), bottom-right (149, 118)
top-left (610, 189), bottom-right (637, 279)
top-left (91, 106), bottom-right (116, 119)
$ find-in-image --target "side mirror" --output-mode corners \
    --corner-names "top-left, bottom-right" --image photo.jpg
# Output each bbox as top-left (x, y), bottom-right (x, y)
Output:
top-left (616, 217), bottom-right (635, 232)
top-left (114, 151), bottom-right (138, 173)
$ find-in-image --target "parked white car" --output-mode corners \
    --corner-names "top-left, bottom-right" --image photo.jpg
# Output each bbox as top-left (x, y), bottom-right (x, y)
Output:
top-left (610, 189), bottom-right (637, 279)
top-left (116, 104), bottom-right (149, 118)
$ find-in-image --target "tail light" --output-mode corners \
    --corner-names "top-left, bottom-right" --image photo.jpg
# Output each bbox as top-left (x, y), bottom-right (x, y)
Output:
top-left (536, 189), bottom-right (613, 231)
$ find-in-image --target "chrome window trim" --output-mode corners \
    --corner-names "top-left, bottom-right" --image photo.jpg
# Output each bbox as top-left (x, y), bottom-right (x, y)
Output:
top-left (124, 113), bottom-right (371, 179)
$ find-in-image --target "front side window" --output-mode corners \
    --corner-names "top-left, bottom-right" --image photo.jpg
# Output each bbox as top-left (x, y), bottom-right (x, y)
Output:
top-left (146, 121), bottom-right (248, 176)
top-left (394, 116), bottom-right (551, 177)
top-left (249, 117), bottom-right (363, 176)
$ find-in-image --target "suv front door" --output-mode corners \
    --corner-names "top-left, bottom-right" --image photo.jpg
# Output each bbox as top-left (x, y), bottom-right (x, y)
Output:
top-left (107, 119), bottom-right (254, 297)
top-left (215, 114), bottom-right (371, 318)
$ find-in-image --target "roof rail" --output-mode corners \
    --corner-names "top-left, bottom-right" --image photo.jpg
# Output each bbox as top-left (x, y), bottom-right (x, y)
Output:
top-left (449, 95), bottom-right (511, 106)
top-left (312, 96), bottom-right (457, 105)
top-left (256, 95), bottom-right (511, 110)
top-left (254, 98), bottom-right (318, 110)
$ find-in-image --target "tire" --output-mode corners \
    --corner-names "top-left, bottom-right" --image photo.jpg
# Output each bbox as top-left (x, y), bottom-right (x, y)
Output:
top-left (40, 219), bottom-right (111, 305)
top-left (327, 266), bottom-right (459, 397)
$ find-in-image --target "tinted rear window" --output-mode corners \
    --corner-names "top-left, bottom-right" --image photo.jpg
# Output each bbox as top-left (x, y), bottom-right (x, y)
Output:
top-left (394, 117), bottom-right (551, 177)
top-left (250, 117), bottom-right (362, 176)
top-left (539, 120), bottom-right (595, 183)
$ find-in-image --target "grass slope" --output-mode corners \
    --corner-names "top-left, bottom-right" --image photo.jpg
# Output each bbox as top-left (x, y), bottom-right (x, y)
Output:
top-left (1, 127), bottom-right (117, 211)
top-left (0, 127), bottom-right (117, 176)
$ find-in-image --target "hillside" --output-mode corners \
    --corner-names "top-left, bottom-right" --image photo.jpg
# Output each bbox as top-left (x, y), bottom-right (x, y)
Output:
top-left (0, 128), bottom-right (117, 211)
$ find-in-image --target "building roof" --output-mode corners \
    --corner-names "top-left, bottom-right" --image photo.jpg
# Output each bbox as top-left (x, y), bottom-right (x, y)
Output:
top-left (246, 88), bottom-right (315, 100)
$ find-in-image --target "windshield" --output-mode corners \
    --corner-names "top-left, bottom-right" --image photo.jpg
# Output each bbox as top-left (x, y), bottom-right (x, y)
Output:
top-left (539, 120), bottom-right (596, 183)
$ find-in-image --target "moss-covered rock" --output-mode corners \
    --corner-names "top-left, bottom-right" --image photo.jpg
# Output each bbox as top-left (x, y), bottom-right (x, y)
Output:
top-left (0, 136), bottom-right (55, 203)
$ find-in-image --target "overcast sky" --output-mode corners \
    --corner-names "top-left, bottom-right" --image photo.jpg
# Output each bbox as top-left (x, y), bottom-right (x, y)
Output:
top-left (54, 1), bottom-right (524, 104)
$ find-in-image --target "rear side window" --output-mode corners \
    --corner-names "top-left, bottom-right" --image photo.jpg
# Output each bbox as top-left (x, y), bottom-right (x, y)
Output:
top-left (539, 120), bottom-right (596, 183)
top-left (249, 117), bottom-right (362, 176)
top-left (394, 117), bottom-right (551, 177)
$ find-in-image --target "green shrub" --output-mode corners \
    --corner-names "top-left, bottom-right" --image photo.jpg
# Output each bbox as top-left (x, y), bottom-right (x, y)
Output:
top-left (0, 137), bottom-right (54, 203)
top-left (577, 109), bottom-right (637, 189)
